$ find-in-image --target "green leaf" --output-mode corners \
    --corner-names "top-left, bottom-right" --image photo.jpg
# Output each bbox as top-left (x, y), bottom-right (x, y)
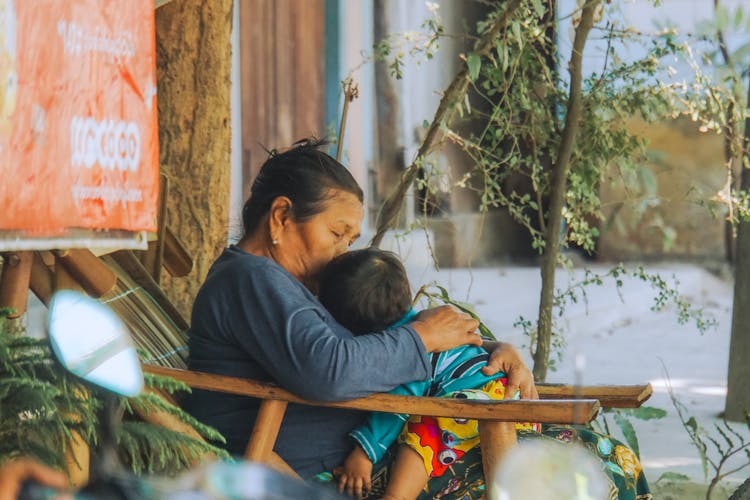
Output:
top-left (733, 5), bottom-right (744, 30)
top-left (656, 472), bottom-right (690, 483)
top-left (715, 4), bottom-right (730, 31)
top-left (531, 0), bottom-right (545, 18)
top-left (622, 405), bottom-right (668, 421)
top-left (613, 412), bottom-right (640, 459)
top-left (511, 21), bottom-right (522, 45)
top-left (638, 166), bottom-right (658, 196)
top-left (467, 54), bottom-right (481, 82)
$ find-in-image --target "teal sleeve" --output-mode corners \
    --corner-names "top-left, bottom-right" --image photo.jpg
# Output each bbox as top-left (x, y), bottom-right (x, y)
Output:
top-left (349, 380), bottom-right (430, 463)
top-left (431, 347), bottom-right (505, 397)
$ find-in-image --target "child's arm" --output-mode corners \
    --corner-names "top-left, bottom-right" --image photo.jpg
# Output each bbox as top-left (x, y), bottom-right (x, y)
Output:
top-left (335, 445), bottom-right (373, 498)
top-left (349, 379), bottom-right (430, 465)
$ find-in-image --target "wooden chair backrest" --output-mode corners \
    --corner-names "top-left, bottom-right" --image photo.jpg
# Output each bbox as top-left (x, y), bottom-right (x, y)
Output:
top-left (143, 364), bottom-right (652, 492)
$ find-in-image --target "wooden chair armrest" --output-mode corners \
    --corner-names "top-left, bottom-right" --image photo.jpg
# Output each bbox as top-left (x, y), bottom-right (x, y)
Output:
top-left (538, 383), bottom-right (652, 408)
top-left (143, 365), bottom-right (600, 425)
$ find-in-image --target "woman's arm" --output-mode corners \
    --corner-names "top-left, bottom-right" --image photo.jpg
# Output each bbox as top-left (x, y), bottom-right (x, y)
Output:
top-left (481, 340), bottom-right (539, 399)
top-left (226, 265), bottom-right (485, 402)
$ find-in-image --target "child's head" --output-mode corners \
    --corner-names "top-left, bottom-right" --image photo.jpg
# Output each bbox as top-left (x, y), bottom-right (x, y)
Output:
top-left (318, 247), bottom-right (412, 335)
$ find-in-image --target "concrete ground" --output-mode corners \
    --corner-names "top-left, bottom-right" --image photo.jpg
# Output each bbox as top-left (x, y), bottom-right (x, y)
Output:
top-left (383, 233), bottom-right (749, 499)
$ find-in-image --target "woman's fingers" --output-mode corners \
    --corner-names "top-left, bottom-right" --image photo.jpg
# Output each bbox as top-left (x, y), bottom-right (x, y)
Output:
top-left (482, 341), bottom-right (538, 400)
top-left (503, 363), bottom-right (536, 399)
top-left (413, 305), bottom-right (482, 352)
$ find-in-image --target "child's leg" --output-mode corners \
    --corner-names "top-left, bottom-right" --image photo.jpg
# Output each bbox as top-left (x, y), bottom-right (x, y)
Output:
top-left (382, 445), bottom-right (430, 500)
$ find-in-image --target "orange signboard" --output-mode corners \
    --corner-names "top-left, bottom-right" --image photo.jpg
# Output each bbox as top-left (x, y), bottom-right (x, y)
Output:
top-left (0, 0), bottom-right (158, 235)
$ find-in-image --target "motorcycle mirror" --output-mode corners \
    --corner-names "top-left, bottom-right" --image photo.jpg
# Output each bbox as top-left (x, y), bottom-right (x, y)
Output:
top-left (47, 290), bottom-right (143, 397)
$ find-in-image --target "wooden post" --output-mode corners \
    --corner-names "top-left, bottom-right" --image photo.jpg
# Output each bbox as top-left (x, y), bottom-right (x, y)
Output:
top-left (244, 399), bottom-right (288, 464)
top-left (479, 421), bottom-right (518, 498)
top-left (0, 252), bottom-right (33, 318)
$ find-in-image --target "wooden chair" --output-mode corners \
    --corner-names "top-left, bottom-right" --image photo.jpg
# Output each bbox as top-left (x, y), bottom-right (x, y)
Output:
top-left (143, 364), bottom-right (652, 496)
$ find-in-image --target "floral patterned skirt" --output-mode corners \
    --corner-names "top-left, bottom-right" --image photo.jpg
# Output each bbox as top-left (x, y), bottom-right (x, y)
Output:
top-left (317, 424), bottom-right (652, 500)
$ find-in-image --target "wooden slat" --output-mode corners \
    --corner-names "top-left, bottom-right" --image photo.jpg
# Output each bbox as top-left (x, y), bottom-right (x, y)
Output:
top-left (162, 228), bottom-right (193, 278)
top-left (239, 0), bottom-right (327, 192)
top-left (538, 383), bottom-right (652, 408)
top-left (274, 0), bottom-right (293, 146)
top-left (106, 251), bottom-right (189, 331)
top-left (292, 0), bottom-right (325, 136)
top-left (143, 365), bottom-right (600, 425)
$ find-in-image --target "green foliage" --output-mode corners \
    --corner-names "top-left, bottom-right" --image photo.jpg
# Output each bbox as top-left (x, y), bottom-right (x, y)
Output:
top-left (445, 1), bottom-right (708, 259)
top-left (0, 313), bottom-right (99, 472)
top-left (553, 265), bottom-right (718, 335)
top-left (370, 5), bottom-right (443, 80)
top-left (594, 406), bottom-right (668, 460)
top-left (0, 310), bottom-right (228, 477)
top-left (414, 284), bottom-right (497, 341)
top-left (656, 471), bottom-right (691, 483)
top-left (665, 367), bottom-right (750, 498)
top-left (366, 0), bottom-right (746, 378)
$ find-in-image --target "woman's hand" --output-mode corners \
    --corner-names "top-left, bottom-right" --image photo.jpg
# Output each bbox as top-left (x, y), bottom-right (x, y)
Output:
top-left (481, 341), bottom-right (538, 400)
top-left (410, 305), bottom-right (482, 353)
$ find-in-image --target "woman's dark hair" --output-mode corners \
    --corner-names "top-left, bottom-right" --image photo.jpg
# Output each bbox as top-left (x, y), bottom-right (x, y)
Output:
top-left (318, 248), bottom-right (412, 335)
top-left (241, 138), bottom-right (364, 237)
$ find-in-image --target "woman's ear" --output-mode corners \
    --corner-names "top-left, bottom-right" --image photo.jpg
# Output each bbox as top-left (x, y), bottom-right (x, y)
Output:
top-left (268, 196), bottom-right (293, 236)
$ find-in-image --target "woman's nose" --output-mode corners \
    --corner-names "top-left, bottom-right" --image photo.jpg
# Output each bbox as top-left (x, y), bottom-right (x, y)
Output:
top-left (333, 241), bottom-right (348, 257)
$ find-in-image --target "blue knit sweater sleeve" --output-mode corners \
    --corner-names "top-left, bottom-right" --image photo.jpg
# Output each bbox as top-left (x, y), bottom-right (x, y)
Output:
top-left (189, 248), bottom-right (432, 402)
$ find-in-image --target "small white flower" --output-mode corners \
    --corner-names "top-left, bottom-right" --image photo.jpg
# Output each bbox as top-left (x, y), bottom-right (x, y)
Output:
top-left (426, 2), bottom-right (439, 15)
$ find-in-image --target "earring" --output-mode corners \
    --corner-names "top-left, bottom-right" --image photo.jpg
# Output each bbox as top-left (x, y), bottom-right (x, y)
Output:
top-left (272, 239), bottom-right (278, 245)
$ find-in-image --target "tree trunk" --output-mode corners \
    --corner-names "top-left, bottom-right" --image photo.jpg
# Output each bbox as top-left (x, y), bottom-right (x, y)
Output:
top-left (154, 0), bottom-right (233, 319)
top-left (724, 77), bottom-right (750, 421)
top-left (532, 1), bottom-right (598, 382)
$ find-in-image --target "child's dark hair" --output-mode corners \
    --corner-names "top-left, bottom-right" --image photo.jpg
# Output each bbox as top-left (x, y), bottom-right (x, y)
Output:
top-left (318, 248), bottom-right (412, 335)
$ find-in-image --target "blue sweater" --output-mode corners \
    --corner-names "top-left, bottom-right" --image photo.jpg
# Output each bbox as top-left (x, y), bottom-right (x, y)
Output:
top-left (184, 246), bottom-right (432, 478)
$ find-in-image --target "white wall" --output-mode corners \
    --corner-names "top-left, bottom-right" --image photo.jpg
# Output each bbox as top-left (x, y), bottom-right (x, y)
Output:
top-left (228, 0), bottom-right (242, 242)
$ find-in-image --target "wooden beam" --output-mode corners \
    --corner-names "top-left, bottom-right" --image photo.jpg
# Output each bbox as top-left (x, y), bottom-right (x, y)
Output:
top-left (143, 365), bottom-right (600, 425)
top-left (54, 249), bottom-right (117, 297)
top-left (29, 252), bottom-right (54, 306)
top-left (537, 383), bottom-right (652, 408)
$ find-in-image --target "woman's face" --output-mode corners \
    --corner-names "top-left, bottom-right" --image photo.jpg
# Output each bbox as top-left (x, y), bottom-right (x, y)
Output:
top-left (277, 189), bottom-right (363, 291)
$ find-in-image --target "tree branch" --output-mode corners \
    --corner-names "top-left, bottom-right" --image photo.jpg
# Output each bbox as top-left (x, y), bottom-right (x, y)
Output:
top-left (370, 0), bottom-right (523, 247)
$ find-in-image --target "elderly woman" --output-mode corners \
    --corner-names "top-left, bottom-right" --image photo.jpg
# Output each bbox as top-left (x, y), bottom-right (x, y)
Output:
top-left (184, 139), bottom-right (649, 499)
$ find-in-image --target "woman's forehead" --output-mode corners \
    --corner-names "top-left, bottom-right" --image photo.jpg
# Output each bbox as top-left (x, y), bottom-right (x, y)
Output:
top-left (324, 190), bottom-right (364, 222)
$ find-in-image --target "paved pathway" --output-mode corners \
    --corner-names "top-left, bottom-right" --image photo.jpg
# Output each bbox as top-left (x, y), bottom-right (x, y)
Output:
top-left (387, 234), bottom-right (747, 493)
